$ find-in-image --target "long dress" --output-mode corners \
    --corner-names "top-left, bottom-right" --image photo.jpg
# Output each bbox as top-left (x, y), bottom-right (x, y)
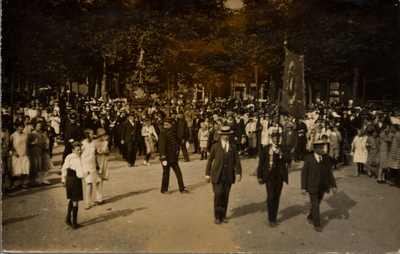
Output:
top-left (27, 131), bottom-right (45, 173)
top-left (198, 129), bottom-right (209, 149)
top-left (366, 136), bottom-right (380, 173)
top-left (95, 139), bottom-right (109, 181)
top-left (10, 131), bottom-right (30, 176)
top-left (82, 139), bottom-right (100, 184)
top-left (379, 132), bottom-right (392, 169)
top-left (50, 115), bottom-right (61, 135)
top-left (387, 131), bottom-right (400, 169)
top-left (351, 135), bottom-right (368, 164)
top-left (42, 135), bottom-right (53, 172)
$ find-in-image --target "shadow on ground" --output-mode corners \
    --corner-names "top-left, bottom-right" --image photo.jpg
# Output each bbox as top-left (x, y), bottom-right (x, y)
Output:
top-left (2, 214), bottom-right (39, 226)
top-left (104, 188), bottom-right (157, 204)
top-left (228, 202), bottom-right (268, 219)
top-left (82, 207), bottom-right (147, 227)
top-left (320, 191), bottom-right (357, 227)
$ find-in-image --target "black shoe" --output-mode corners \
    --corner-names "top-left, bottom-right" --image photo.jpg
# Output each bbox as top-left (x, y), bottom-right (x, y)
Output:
top-left (269, 222), bottom-right (277, 227)
top-left (314, 226), bottom-right (322, 232)
top-left (161, 191), bottom-right (171, 194)
top-left (222, 218), bottom-right (228, 223)
top-left (180, 188), bottom-right (190, 193)
top-left (65, 216), bottom-right (72, 226)
top-left (184, 160), bottom-right (190, 162)
top-left (57, 172), bottom-right (62, 175)
top-left (214, 219), bottom-right (222, 225)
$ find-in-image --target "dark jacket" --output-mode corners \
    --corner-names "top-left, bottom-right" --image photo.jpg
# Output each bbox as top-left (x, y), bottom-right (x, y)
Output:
top-left (301, 153), bottom-right (337, 194)
top-left (257, 144), bottom-right (288, 184)
top-left (206, 141), bottom-right (242, 184)
top-left (158, 128), bottom-right (180, 163)
top-left (121, 120), bottom-right (139, 143)
top-left (177, 118), bottom-right (189, 143)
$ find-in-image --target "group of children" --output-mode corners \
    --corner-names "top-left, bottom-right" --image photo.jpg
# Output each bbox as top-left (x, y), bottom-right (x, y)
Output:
top-left (61, 127), bottom-right (109, 229)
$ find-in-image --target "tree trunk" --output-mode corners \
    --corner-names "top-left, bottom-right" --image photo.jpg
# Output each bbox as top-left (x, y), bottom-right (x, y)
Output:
top-left (101, 59), bottom-right (107, 99)
top-left (352, 66), bottom-right (359, 103)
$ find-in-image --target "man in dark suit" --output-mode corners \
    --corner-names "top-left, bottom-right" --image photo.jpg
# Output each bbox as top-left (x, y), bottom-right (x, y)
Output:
top-left (281, 122), bottom-right (298, 172)
top-left (192, 112), bottom-right (201, 153)
top-left (62, 112), bottom-right (84, 165)
top-left (301, 140), bottom-right (337, 232)
top-left (121, 112), bottom-right (139, 167)
top-left (257, 128), bottom-right (288, 227)
top-left (205, 126), bottom-right (242, 224)
top-left (177, 110), bottom-right (190, 162)
top-left (158, 117), bottom-right (189, 194)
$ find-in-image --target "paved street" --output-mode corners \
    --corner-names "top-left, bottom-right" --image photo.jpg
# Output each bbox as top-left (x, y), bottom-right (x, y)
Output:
top-left (2, 143), bottom-right (400, 253)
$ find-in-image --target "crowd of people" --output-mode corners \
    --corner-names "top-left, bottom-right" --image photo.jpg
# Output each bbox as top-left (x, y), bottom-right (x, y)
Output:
top-left (2, 94), bottom-right (400, 191)
top-left (1, 93), bottom-right (400, 230)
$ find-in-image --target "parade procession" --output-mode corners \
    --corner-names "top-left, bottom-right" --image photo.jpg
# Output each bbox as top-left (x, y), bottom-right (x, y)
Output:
top-left (1, 0), bottom-right (400, 253)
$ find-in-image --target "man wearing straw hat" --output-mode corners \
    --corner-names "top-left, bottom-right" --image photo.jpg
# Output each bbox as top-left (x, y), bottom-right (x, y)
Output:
top-left (257, 127), bottom-right (288, 227)
top-left (205, 126), bottom-right (242, 224)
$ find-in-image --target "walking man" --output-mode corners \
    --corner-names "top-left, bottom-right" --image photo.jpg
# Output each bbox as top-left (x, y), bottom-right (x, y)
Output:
top-left (257, 128), bottom-right (288, 227)
top-left (121, 112), bottom-right (139, 167)
top-left (158, 117), bottom-right (189, 194)
top-left (205, 126), bottom-right (242, 224)
top-left (301, 140), bottom-right (337, 232)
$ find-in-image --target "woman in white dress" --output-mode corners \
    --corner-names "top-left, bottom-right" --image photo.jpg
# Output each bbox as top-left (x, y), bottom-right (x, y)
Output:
top-left (141, 118), bottom-right (158, 166)
top-left (351, 129), bottom-right (368, 176)
top-left (93, 128), bottom-right (109, 205)
top-left (9, 121), bottom-right (30, 188)
top-left (81, 129), bottom-right (100, 210)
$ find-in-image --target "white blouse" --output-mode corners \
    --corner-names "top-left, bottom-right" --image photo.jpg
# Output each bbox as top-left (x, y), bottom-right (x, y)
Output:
top-left (61, 153), bottom-right (88, 182)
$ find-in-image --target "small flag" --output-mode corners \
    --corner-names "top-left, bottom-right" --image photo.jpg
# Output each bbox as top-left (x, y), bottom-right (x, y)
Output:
top-left (281, 48), bottom-right (306, 119)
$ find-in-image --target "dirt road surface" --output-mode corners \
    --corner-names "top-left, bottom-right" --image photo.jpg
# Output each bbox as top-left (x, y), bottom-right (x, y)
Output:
top-left (2, 144), bottom-right (400, 253)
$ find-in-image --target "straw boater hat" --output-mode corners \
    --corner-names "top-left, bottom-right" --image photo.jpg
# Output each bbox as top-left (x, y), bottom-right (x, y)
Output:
top-left (313, 139), bottom-right (327, 147)
top-left (164, 117), bottom-right (175, 123)
top-left (96, 128), bottom-right (107, 138)
top-left (218, 126), bottom-right (233, 134)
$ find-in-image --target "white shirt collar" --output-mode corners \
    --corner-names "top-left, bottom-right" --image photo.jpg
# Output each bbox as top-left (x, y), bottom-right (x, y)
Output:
top-left (314, 152), bottom-right (322, 162)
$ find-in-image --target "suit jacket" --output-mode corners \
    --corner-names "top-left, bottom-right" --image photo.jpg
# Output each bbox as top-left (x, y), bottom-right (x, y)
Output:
top-left (177, 118), bottom-right (189, 142)
top-left (206, 141), bottom-right (242, 184)
top-left (257, 144), bottom-right (288, 184)
top-left (121, 120), bottom-right (139, 143)
top-left (158, 128), bottom-right (180, 163)
top-left (301, 153), bottom-right (337, 194)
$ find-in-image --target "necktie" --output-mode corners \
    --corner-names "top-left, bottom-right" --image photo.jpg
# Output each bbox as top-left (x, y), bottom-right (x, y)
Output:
top-left (319, 156), bottom-right (322, 163)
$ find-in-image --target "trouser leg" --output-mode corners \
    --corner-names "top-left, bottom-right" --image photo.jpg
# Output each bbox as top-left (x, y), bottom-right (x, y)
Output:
top-left (161, 164), bottom-right (171, 192)
top-left (181, 140), bottom-right (190, 161)
top-left (171, 162), bottom-right (185, 191)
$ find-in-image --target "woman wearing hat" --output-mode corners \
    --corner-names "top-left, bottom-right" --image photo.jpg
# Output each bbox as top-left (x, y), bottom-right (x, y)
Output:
top-left (27, 121), bottom-right (47, 186)
top-left (94, 128), bottom-right (110, 204)
top-left (82, 128), bottom-right (100, 209)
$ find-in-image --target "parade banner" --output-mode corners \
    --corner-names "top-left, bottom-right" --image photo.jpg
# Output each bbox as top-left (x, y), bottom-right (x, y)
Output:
top-left (281, 48), bottom-right (306, 119)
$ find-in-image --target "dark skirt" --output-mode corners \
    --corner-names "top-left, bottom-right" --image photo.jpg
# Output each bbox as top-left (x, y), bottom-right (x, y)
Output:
top-left (66, 169), bottom-right (83, 201)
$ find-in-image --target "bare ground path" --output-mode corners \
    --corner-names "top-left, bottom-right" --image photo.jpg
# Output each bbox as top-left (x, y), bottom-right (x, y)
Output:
top-left (2, 144), bottom-right (400, 253)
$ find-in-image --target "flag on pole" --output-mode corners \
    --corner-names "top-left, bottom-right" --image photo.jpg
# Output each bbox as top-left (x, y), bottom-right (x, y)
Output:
top-left (281, 48), bottom-right (306, 119)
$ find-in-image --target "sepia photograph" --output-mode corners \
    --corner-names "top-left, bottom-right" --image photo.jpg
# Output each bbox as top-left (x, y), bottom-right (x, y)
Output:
top-left (1, 0), bottom-right (400, 252)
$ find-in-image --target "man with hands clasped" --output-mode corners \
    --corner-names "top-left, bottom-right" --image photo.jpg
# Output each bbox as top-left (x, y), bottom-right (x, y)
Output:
top-left (301, 140), bottom-right (337, 233)
top-left (205, 126), bottom-right (242, 225)
top-left (257, 128), bottom-right (288, 228)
